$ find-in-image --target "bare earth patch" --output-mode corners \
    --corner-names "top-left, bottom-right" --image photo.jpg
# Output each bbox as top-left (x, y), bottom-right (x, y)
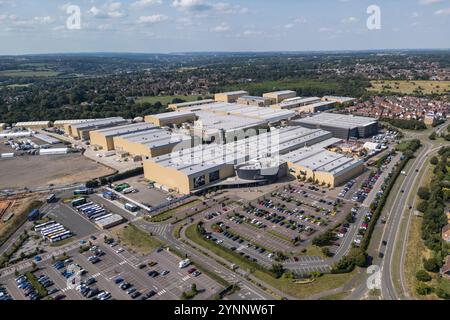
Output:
top-left (0, 154), bottom-right (115, 189)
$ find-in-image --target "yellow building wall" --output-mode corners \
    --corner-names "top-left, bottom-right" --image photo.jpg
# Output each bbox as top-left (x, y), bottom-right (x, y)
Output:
top-left (287, 161), bottom-right (364, 187)
top-left (333, 163), bottom-right (365, 186)
top-left (144, 114), bottom-right (196, 127)
top-left (64, 124), bottom-right (73, 136)
top-left (263, 92), bottom-right (296, 103)
top-left (214, 92), bottom-right (248, 103)
top-left (144, 161), bottom-right (192, 194)
top-left (114, 137), bottom-right (185, 159)
top-left (89, 131), bottom-right (115, 151)
top-left (144, 161), bottom-right (235, 194)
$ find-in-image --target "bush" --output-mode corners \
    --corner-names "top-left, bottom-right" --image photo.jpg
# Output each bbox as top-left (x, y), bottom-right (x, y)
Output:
top-left (417, 201), bottom-right (428, 213)
top-left (270, 263), bottom-right (285, 279)
top-left (423, 257), bottom-right (440, 273)
top-left (85, 180), bottom-right (99, 188)
top-left (107, 167), bottom-right (143, 183)
top-left (416, 283), bottom-right (432, 296)
top-left (348, 248), bottom-right (367, 268)
top-left (430, 156), bottom-right (439, 165)
top-left (331, 256), bottom-right (355, 273)
top-left (429, 132), bottom-right (437, 140)
top-left (415, 270), bottom-right (432, 282)
top-left (312, 230), bottom-right (334, 247)
top-left (322, 247), bottom-right (334, 257)
top-left (417, 187), bottom-right (430, 200)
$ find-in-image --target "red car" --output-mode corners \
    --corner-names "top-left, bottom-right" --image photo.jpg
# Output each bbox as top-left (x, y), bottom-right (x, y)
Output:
top-left (188, 268), bottom-right (197, 274)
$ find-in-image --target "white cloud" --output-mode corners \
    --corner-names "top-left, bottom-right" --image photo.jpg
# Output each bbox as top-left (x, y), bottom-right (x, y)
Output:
top-left (131, 0), bottom-right (162, 8)
top-left (242, 30), bottom-right (261, 36)
top-left (88, 5), bottom-right (127, 19)
top-left (172, 0), bottom-right (212, 12)
top-left (341, 16), bottom-right (358, 23)
top-left (284, 23), bottom-right (294, 29)
top-left (108, 2), bottom-right (122, 11)
top-left (435, 7), bottom-right (450, 14)
top-left (211, 22), bottom-right (230, 32)
top-left (172, 0), bottom-right (247, 14)
top-left (419, 0), bottom-right (444, 4)
top-left (137, 14), bottom-right (169, 24)
top-left (33, 16), bottom-right (54, 24)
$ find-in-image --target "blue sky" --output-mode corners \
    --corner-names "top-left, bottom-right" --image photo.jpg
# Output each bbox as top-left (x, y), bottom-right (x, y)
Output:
top-left (0, 0), bottom-right (449, 54)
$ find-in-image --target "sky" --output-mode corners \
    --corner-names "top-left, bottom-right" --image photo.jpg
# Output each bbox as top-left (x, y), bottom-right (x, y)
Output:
top-left (0, 0), bottom-right (449, 54)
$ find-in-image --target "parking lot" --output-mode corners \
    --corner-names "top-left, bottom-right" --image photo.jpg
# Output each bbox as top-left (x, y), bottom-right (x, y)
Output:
top-left (46, 200), bottom-right (99, 239)
top-left (0, 235), bottom-right (222, 300)
top-left (111, 176), bottom-right (177, 208)
top-left (198, 180), bottom-right (365, 272)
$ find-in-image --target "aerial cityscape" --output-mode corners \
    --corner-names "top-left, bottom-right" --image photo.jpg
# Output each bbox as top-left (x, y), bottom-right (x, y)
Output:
top-left (0, 0), bottom-right (449, 311)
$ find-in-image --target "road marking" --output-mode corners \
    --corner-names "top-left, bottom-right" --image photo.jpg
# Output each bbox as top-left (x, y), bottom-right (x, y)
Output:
top-left (157, 289), bottom-right (166, 296)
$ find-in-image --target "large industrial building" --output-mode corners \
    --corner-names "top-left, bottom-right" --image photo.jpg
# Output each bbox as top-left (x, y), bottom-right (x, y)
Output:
top-left (236, 95), bottom-right (273, 107)
top-left (144, 111), bottom-right (196, 127)
top-left (89, 122), bottom-right (159, 151)
top-left (292, 101), bottom-right (336, 114)
top-left (65, 117), bottom-right (127, 140)
top-left (14, 121), bottom-right (51, 129)
top-left (292, 113), bottom-right (378, 140)
top-left (143, 126), bottom-right (363, 194)
top-left (198, 102), bottom-right (296, 123)
top-left (192, 110), bottom-right (267, 144)
top-left (283, 146), bottom-right (364, 187)
top-left (113, 128), bottom-right (192, 159)
top-left (168, 99), bottom-right (215, 110)
top-left (263, 90), bottom-right (297, 104)
top-left (54, 119), bottom-right (101, 129)
top-left (214, 91), bottom-right (249, 103)
top-left (271, 97), bottom-right (322, 110)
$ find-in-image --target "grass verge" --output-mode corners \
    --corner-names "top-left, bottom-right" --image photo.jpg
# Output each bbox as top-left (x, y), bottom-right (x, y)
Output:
top-left (116, 223), bottom-right (163, 254)
top-left (147, 200), bottom-right (202, 223)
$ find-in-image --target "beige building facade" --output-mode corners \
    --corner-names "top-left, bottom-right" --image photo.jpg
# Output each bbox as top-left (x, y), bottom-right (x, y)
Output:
top-left (144, 111), bottom-right (196, 127)
top-left (263, 90), bottom-right (297, 104)
top-left (214, 91), bottom-right (249, 103)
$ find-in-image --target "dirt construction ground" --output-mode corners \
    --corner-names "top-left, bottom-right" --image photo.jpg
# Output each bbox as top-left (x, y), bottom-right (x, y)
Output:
top-left (0, 154), bottom-right (115, 189)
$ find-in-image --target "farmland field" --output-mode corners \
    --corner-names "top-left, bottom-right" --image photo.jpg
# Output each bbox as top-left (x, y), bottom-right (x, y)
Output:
top-left (368, 80), bottom-right (450, 95)
top-left (0, 70), bottom-right (59, 78)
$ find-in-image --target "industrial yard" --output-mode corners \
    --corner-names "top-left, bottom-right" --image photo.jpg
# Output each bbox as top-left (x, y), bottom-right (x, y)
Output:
top-left (0, 154), bottom-right (114, 190)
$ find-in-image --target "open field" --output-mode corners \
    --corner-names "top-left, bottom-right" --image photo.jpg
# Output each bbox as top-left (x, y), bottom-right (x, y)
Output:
top-left (115, 223), bottom-right (163, 254)
top-left (0, 70), bottom-right (59, 78)
top-left (0, 155), bottom-right (115, 189)
top-left (368, 80), bottom-right (450, 95)
top-left (135, 95), bottom-right (205, 106)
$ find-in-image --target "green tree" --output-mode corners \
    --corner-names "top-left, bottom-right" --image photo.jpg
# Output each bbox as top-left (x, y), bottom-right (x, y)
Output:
top-left (415, 270), bottom-right (432, 282)
top-left (417, 187), bottom-right (430, 200)
top-left (416, 283), bottom-right (432, 295)
top-left (270, 263), bottom-right (285, 278)
top-left (423, 258), bottom-right (440, 273)
top-left (430, 156), bottom-right (439, 165)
